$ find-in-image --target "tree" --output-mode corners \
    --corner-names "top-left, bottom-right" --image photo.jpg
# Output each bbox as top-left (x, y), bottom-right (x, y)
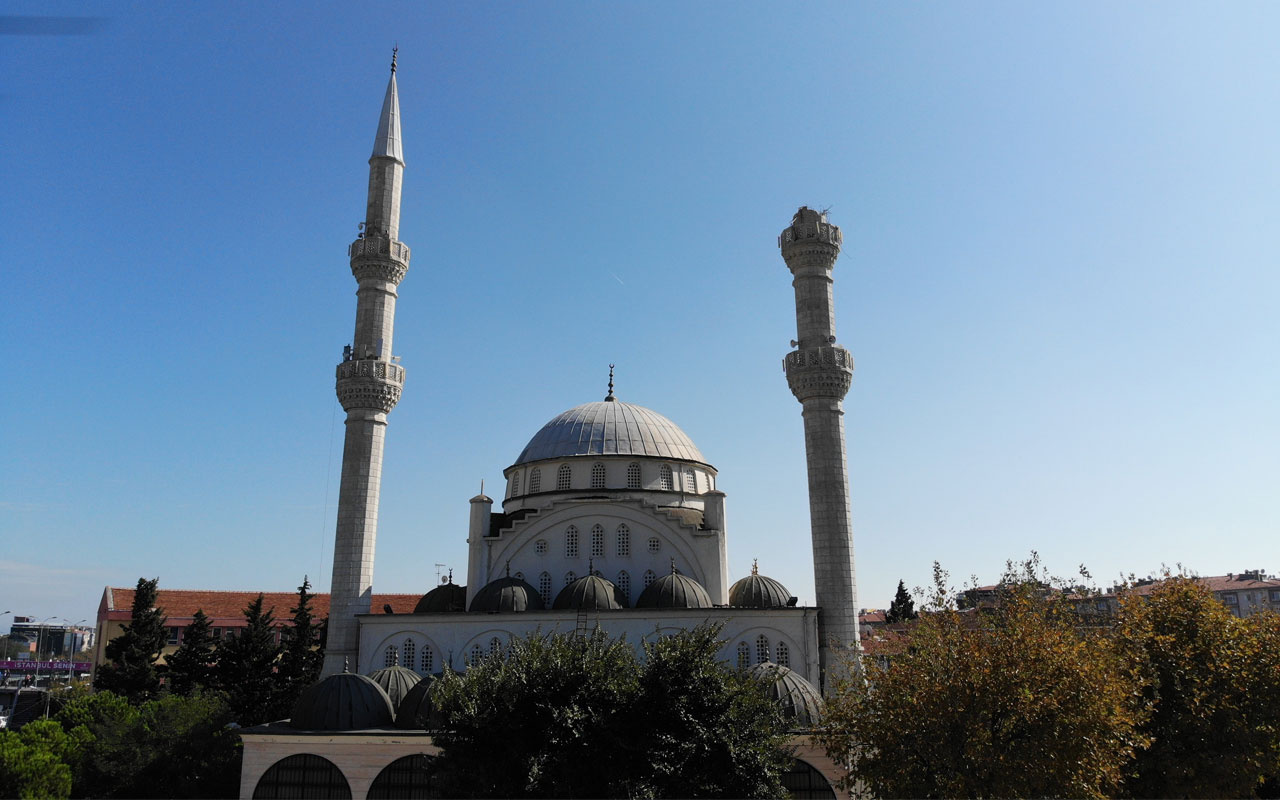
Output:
top-left (163, 610), bottom-right (216, 696)
top-left (0, 719), bottom-right (87, 799)
top-left (274, 577), bottom-right (324, 717)
top-left (429, 624), bottom-right (791, 798)
top-left (213, 594), bottom-right (280, 726)
top-left (820, 560), bottom-right (1147, 799)
top-left (885, 579), bottom-right (917, 622)
top-left (1113, 575), bottom-right (1280, 799)
top-left (94, 577), bottom-right (167, 703)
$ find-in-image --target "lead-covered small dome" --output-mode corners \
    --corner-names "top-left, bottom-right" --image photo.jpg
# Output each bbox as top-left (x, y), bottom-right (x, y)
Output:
top-left (366, 664), bottom-right (421, 712)
top-left (749, 662), bottom-right (824, 729)
top-left (553, 575), bottom-right (628, 610)
top-left (636, 572), bottom-right (713, 609)
top-left (729, 572), bottom-right (793, 609)
top-left (514, 400), bottom-right (707, 466)
top-left (395, 676), bottom-right (437, 730)
top-left (290, 672), bottom-right (395, 731)
top-left (470, 576), bottom-right (546, 612)
top-left (415, 581), bottom-right (467, 613)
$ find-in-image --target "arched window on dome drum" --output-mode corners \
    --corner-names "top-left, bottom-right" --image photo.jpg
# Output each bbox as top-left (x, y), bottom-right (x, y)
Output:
top-left (591, 525), bottom-right (604, 557)
top-left (403, 639), bottom-right (416, 671)
top-left (776, 641), bottom-right (790, 668)
top-left (643, 569), bottom-right (656, 588)
top-left (627, 462), bottom-right (641, 489)
top-left (529, 468), bottom-right (541, 493)
top-left (539, 572), bottom-right (552, 604)
top-left (565, 526), bottom-right (579, 558)
top-left (756, 634), bottom-right (770, 664)
top-left (385, 645), bottom-right (398, 668)
top-left (659, 465), bottom-right (673, 491)
top-left (647, 536), bottom-right (660, 553)
top-left (590, 462), bottom-right (605, 489)
top-left (253, 754), bottom-right (351, 800)
top-left (511, 472), bottom-right (520, 497)
top-left (468, 644), bottom-right (482, 665)
top-left (420, 646), bottom-right (434, 675)
top-left (489, 637), bottom-right (502, 656)
top-left (616, 524), bottom-right (630, 557)
top-left (737, 641), bottom-right (750, 669)
top-left (536, 538), bottom-right (548, 555)
top-left (685, 468), bottom-right (696, 493)
top-left (565, 571), bottom-right (577, 588)
top-left (617, 571), bottom-right (631, 603)
top-left (557, 464), bottom-right (571, 491)
top-left (367, 754), bottom-right (440, 800)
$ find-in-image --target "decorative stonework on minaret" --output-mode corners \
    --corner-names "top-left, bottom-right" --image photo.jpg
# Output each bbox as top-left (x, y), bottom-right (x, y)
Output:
top-left (780, 206), bottom-right (858, 692)
top-left (323, 53), bottom-right (410, 677)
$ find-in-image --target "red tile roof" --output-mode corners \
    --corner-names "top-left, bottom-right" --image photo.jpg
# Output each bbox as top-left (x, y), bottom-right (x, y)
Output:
top-left (100, 587), bottom-right (422, 624)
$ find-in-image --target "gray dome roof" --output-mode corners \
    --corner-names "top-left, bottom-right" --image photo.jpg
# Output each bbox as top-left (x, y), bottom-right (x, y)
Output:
top-left (290, 672), bottom-right (394, 730)
top-left (553, 575), bottom-right (628, 610)
top-left (514, 400), bottom-right (707, 466)
top-left (636, 572), bottom-right (713, 609)
top-left (366, 664), bottom-right (421, 711)
top-left (729, 573), bottom-right (793, 608)
top-left (748, 662), bottom-right (824, 729)
top-left (415, 581), bottom-right (467, 613)
top-left (470, 576), bottom-right (546, 613)
top-left (395, 676), bottom-right (437, 730)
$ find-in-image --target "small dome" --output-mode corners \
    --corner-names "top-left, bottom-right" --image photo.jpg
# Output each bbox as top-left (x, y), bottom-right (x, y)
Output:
top-left (290, 672), bottom-right (394, 731)
top-left (553, 575), bottom-right (628, 610)
top-left (514, 400), bottom-right (708, 466)
top-left (415, 581), bottom-right (467, 613)
top-left (636, 572), bottom-right (713, 609)
top-left (729, 573), bottom-right (793, 608)
top-left (470, 576), bottom-right (546, 613)
top-left (366, 664), bottom-right (421, 711)
top-left (395, 676), bottom-right (437, 730)
top-left (748, 662), bottom-right (824, 729)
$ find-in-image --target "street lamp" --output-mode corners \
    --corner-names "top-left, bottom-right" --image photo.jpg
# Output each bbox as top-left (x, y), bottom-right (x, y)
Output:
top-left (61, 619), bottom-right (86, 684)
top-left (33, 616), bottom-right (56, 687)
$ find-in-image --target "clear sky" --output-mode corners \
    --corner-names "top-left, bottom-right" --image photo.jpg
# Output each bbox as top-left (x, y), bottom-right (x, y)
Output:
top-left (2, 2), bottom-right (1277, 627)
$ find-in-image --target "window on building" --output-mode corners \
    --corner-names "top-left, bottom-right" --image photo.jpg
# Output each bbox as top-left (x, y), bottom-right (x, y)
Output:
top-left (591, 524), bottom-right (605, 557)
top-left (212, 627), bottom-right (222, 640)
top-left (385, 645), bottom-right (398, 668)
top-left (643, 569), bottom-right (656, 588)
top-left (489, 637), bottom-right (502, 656)
top-left (648, 536), bottom-right (660, 553)
top-left (514, 571), bottom-right (524, 581)
top-left (1271, 590), bottom-right (1280, 603)
top-left (756, 634), bottom-right (770, 664)
top-left (565, 571), bottom-right (577, 588)
top-left (776, 641), bottom-right (790, 667)
top-left (557, 464), bottom-right (572, 491)
top-left (591, 463), bottom-right (605, 489)
top-left (1223, 593), bottom-right (1239, 604)
top-left (511, 472), bottom-right (520, 497)
top-left (529, 468), bottom-right (541, 493)
top-left (367, 754), bottom-right (438, 800)
top-left (616, 524), bottom-right (630, 557)
top-left (403, 639), bottom-right (416, 671)
top-left (685, 468), bottom-right (696, 493)
top-left (617, 571), bottom-right (631, 603)
top-left (659, 465), bottom-right (673, 491)
top-left (252, 754), bottom-right (352, 800)
top-left (565, 526), bottom-right (579, 558)
top-left (167, 627), bottom-right (180, 645)
top-left (539, 572), bottom-right (553, 604)
top-left (420, 646), bottom-right (434, 675)
top-left (780, 758), bottom-right (836, 800)
top-left (737, 641), bottom-right (750, 669)
top-left (536, 538), bottom-right (548, 555)
top-left (627, 462), bottom-right (641, 489)
top-left (468, 644), bottom-right (482, 665)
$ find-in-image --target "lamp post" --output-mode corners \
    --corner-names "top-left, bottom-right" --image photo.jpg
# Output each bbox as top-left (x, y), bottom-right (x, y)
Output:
top-left (33, 616), bottom-right (56, 687)
top-left (62, 619), bottom-right (86, 684)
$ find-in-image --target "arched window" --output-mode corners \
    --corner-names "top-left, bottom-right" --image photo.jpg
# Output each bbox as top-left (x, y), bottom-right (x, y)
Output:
top-left (420, 646), bottom-right (434, 675)
top-left (514, 571), bottom-right (524, 581)
top-left (385, 645), bottom-right (398, 667)
top-left (643, 569), bottom-right (656, 588)
top-left (616, 524), bottom-right (630, 557)
top-left (529, 468), bottom-right (541, 493)
top-left (647, 536), bottom-right (660, 553)
top-left (511, 472), bottom-right (520, 497)
top-left (468, 644), bottom-right (482, 665)
top-left (617, 571), bottom-right (631, 602)
top-left (780, 758), bottom-right (837, 799)
top-left (756, 634), bottom-right (770, 664)
top-left (626, 462), bottom-right (641, 488)
top-left (402, 639), bottom-right (416, 671)
top-left (565, 525), bottom-right (579, 558)
top-left (557, 464), bottom-right (572, 491)
top-left (539, 572), bottom-right (552, 604)
top-left (685, 468), bottom-right (696, 492)
top-left (535, 538), bottom-right (548, 555)
top-left (565, 571), bottom-right (577, 587)
top-left (367, 754), bottom-right (439, 800)
top-left (659, 465), bottom-right (674, 490)
top-left (253, 754), bottom-right (351, 800)
top-left (737, 641), bottom-right (750, 669)
top-left (489, 637), bottom-right (502, 656)
top-left (591, 524), bottom-right (605, 557)
top-left (776, 641), bottom-right (790, 668)
top-left (590, 463), bottom-right (605, 489)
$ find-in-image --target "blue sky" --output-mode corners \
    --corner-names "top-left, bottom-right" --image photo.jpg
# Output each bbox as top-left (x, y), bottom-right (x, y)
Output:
top-left (2, 2), bottom-right (1276, 626)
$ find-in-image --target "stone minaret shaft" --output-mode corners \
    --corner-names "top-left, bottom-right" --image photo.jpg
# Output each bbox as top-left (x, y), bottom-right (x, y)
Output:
top-left (781, 206), bottom-right (858, 692)
top-left (323, 58), bottom-right (410, 677)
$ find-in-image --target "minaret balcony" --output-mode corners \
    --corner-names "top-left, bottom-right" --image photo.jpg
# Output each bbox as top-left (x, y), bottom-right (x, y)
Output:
top-left (784, 345), bottom-right (853, 402)
top-left (335, 358), bottom-right (406, 413)
top-left (349, 236), bottom-right (410, 284)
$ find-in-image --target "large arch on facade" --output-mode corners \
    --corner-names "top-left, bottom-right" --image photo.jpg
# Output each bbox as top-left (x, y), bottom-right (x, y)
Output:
top-left (367, 753), bottom-right (441, 799)
top-left (252, 753), bottom-right (351, 799)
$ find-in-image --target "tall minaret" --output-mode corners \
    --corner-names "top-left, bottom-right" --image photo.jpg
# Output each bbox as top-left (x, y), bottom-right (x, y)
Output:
top-left (323, 52), bottom-right (410, 676)
top-left (780, 206), bottom-right (858, 691)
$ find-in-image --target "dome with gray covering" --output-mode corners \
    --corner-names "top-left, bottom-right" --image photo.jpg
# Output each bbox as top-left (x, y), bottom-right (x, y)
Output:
top-left (748, 662), bottom-right (823, 729)
top-left (729, 571), bottom-right (793, 608)
top-left (366, 664), bottom-right (421, 712)
top-left (415, 581), bottom-right (467, 612)
top-left (395, 676), bottom-right (437, 730)
top-left (514, 400), bottom-right (708, 466)
top-left (553, 574), bottom-right (628, 610)
top-left (290, 672), bottom-right (395, 730)
top-left (636, 572), bottom-right (713, 609)
top-left (470, 576), bottom-right (545, 612)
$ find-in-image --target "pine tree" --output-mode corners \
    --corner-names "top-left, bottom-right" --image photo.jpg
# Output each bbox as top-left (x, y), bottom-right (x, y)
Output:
top-left (274, 577), bottom-right (324, 717)
top-left (163, 610), bottom-right (216, 696)
top-left (213, 594), bottom-right (280, 726)
top-left (885, 579), bottom-right (917, 623)
top-left (95, 577), bottom-right (167, 703)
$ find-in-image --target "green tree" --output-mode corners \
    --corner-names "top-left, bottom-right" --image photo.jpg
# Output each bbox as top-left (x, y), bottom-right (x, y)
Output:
top-left (820, 560), bottom-right (1147, 799)
top-left (213, 594), bottom-right (280, 726)
top-left (885, 579), bottom-right (917, 622)
top-left (163, 610), bottom-right (216, 696)
top-left (0, 719), bottom-right (89, 799)
top-left (273, 577), bottom-right (324, 717)
top-left (94, 577), bottom-right (167, 703)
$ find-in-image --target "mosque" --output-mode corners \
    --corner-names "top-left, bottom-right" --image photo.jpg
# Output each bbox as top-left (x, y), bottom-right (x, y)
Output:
top-left (238, 56), bottom-right (859, 799)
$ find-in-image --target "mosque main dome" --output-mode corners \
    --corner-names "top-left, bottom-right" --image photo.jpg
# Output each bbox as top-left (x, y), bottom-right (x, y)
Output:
top-left (513, 399), bottom-right (708, 466)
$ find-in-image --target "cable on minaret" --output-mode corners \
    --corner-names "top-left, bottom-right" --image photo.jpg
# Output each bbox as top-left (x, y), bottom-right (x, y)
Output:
top-left (605, 364), bottom-right (615, 401)
top-left (391, 45), bottom-right (398, 74)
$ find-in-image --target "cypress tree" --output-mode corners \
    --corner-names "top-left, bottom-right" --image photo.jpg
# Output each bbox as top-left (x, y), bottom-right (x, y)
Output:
top-left (214, 594), bottom-right (280, 726)
top-left (886, 579), bottom-right (917, 623)
top-left (274, 577), bottom-right (324, 716)
top-left (95, 577), bottom-right (168, 702)
top-left (163, 610), bottom-right (216, 696)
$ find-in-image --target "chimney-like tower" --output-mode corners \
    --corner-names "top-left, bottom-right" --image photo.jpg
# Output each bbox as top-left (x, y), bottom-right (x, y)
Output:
top-left (780, 206), bottom-right (858, 691)
top-left (323, 54), bottom-right (410, 676)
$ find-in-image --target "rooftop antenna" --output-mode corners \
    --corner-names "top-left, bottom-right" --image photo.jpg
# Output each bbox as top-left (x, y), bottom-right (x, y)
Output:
top-left (435, 563), bottom-right (446, 584)
top-left (605, 364), bottom-right (615, 401)
top-left (391, 45), bottom-right (398, 74)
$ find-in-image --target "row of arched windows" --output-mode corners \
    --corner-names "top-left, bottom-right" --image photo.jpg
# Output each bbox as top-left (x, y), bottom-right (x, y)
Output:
top-left (383, 639), bottom-right (436, 675)
top-left (734, 636), bottom-right (790, 668)
top-left (510, 463), bottom-right (706, 497)
top-left (550, 524), bottom-right (637, 559)
top-left (531, 568), bottom-right (657, 605)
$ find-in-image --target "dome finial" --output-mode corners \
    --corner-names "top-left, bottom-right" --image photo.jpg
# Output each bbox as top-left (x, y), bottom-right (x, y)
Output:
top-left (670, 556), bottom-right (677, 576)
top-left (393, 648), bottom-right (399, 666)
top-left (605, 364), bottom-right (616, 401)
top-left (588, 557), bottom-right (595, 575)
top-left (752, 558), bottom-right (759, 576)
top-left (505, 560), bottom-right (511, 578)
top-left (391, 45), bottom-right (398, 74)
top-left (343, 656), bottom-right (350, 674)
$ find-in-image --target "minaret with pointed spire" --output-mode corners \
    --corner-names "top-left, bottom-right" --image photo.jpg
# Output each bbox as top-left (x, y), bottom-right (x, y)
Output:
top-left (780, 206), bottom-right (859, 692)
top-left (323, 53), bottom-right (410, 676)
